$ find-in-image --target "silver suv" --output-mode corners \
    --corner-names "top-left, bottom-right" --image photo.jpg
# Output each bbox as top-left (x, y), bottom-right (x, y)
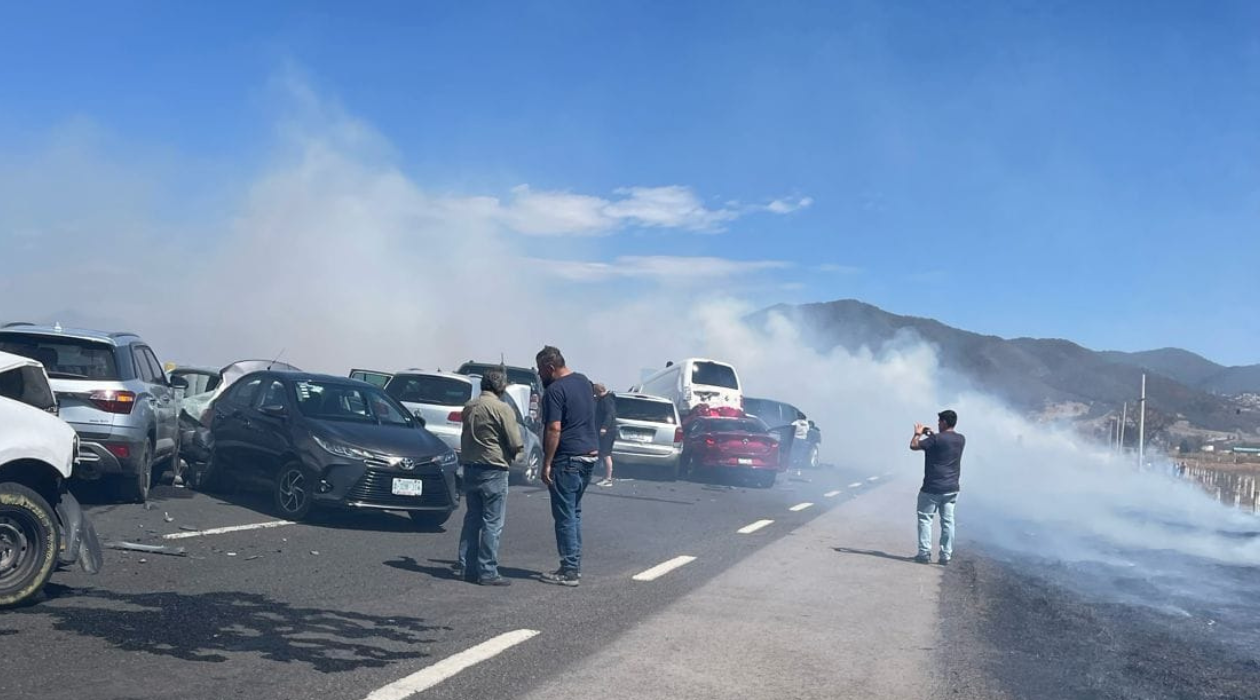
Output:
top-left (0, 323), bottom-right (180, 502)
top-left (611, 392), bottom-right (683, 480)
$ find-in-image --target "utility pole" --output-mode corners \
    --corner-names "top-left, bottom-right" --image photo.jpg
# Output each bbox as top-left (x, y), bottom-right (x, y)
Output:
top-left (1119, 402), bottom-right (1128, 454)
top-left (1138, 373), bottom-right (1147, 470)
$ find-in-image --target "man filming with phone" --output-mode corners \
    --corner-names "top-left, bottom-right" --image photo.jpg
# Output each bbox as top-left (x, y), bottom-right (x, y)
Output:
top-left (909, 410), bottom-right (965, 565)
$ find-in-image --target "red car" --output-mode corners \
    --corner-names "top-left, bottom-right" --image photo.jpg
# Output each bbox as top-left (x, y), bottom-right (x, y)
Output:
top-left (680, 415), bottom-right (785, 488)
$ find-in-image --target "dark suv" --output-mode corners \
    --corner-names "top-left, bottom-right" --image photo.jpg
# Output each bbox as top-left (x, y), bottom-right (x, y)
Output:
top-left (456, 361), bottom-right (544, 434)
top-left (200, 371), bottom-right (460, 527)
top-left (0, 323), bottom-right (181, 502)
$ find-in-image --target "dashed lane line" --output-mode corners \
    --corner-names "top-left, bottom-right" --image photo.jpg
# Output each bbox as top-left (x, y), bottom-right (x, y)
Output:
top-left (162, 520), bottom-right (295, 540)
top-left (363, 629), bottom-right (540, 700)
top-left (847, 482), bottom-right (863, 489)
top-left (824, 490), bottom-right (842, 498)
top-left (737, 519), bottom-right (774, 534)
top-left (867, 476), bottom-right (880, 482)
top-left (789, 502), bottom-right (814, 512)
top-left (633, 556), bottom-right (698, 581)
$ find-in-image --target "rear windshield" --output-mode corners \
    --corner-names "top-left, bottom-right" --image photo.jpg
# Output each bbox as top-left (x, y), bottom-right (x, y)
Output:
top-left (615, 396), bottom-right (676, 424)
top-left (296, 380), bottom-right (412, 426)
top-left (700, 417), bottom-right (767, 434)
top-left (0, 334), bottom-right (119, 380)
top-left (692, 361), bottom-right (739, 390)
top-left (743, 398), bottom-right (789, 426)
top-left (386, 374), bottom-right (473, 406)
top-left (459, 364), bottom-right (538, 389)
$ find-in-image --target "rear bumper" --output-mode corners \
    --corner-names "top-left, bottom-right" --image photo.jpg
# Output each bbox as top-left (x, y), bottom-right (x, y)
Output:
top-left (55, 492), bottom-right (103, 574)
top-left (694, 457), bottom-right (783, 471)
top-left (612, 447), bottom-right (680, 469)
top-left (74, 435), bottom-right (148, 479)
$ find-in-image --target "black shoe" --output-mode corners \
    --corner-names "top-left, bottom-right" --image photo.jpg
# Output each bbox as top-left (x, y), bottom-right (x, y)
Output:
top-left (914, 554), bottom-right (932, 564)
top-left (477, 576), bottom-right (512, 587)
top-left (539, 569), bottom-right (580, 587)
top-left (938, 556), bottom-right (951, 566)
top-left (452, 564), bottom-right (465, 579)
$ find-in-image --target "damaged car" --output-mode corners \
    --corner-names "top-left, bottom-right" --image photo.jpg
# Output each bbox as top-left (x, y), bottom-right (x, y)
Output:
top-left (0, 350), bottom-right (103, 607)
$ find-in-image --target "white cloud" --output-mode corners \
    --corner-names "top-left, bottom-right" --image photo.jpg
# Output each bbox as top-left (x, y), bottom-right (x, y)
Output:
top-left (815, 263), bottom-right (862, 274)
top-left (534, 255), bottom-right (792, 283)
top-left (764, 196), bottom-right (814, 214)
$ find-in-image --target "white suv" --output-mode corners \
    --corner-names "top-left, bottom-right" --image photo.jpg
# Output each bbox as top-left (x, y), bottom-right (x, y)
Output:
top-left (0, 350), bottom-right (103, 607)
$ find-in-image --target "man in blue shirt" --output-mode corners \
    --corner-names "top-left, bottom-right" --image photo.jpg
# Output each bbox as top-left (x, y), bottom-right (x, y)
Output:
top-left (910, 409), bottom-right (966, 565)
top-left (535, 345), bottom-right (598, 587)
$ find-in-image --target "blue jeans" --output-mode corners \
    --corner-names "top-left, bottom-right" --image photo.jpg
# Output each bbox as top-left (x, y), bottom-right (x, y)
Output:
top-left (548, 455), bottom-right (594, 573)
top-left (917, 491), bottom-right (958, 559)
top-left (457, 465), bottom-right (510, 580)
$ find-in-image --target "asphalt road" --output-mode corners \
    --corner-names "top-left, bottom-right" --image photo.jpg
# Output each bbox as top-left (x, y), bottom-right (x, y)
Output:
top-left (0, 463), bottom-right (887, 700)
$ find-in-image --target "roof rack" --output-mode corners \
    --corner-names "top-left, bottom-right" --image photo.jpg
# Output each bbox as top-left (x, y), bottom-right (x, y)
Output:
top-left (108, 331), bottom-right (140, 338)
top-left (1, 322), bottom-right (34, 328)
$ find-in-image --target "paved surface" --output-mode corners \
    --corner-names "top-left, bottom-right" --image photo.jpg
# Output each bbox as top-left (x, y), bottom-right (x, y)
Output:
top-left (4, 463), bottom-right (1258, 700)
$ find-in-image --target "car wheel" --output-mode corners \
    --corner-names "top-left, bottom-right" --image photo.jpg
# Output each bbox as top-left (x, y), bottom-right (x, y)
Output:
top-left (274, 463), bottom-right (314, 521)
top-left (408, 510), bottom-right (453, 529)
top-left (807, 444), bottom-right (819, 470)
top-left (664, 458), bottom-right (680, 482)
top-left (521, 449), bottom-right (542, 485)
top-left (125, 441), bottom-right (153, 504)
top-left (754, 471), bottom-right (777, 489)
top-left (0, 483), bottom-right (58, 608)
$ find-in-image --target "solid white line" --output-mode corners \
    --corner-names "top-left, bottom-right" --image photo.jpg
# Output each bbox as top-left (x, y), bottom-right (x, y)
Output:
top-left (867, 476), bottom-right (880, 482)
top-left (633, 555), bottom-right (697, 581)
top-left (737, 519), bottom-right (774, 534)
top-left (162, 520), bottom-right (295, 540)
top-left (363, 629), bottom-right (540, 700)
top-left (824, 490), bottom-right (842, 498)
top-left (847, 482), bottom-right (863, 489)
top-left (789, 502), bottom-right (814, 512)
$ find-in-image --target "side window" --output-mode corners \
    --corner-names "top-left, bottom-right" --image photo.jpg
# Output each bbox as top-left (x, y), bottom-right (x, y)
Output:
top-left (141, 347), bottom-right (165, 385)
top-left (132, 347), bottom-right (156, 383)
top-left (259, 380), bottom-right (288, 409)
top-left (226, 378), bottom-right (264, 408)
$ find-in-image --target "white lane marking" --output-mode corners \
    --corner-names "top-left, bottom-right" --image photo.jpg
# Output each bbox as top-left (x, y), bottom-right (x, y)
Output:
top-left (789, 502), bottom-right (814, 512)
top-left (847, 482), bottom-right (863, 489)
top-left (867, 476), bottom-right (880, 482)
top-left (162, 520), bottom-right (295, 540)
top-left (824, 490), bottom-right (842, 498)
top-left (363, 629), bottom-right (540, 700)
top-left (737, 519), bottom-right (774, 534)
top-left (633, 555), bottom-right (697, 581)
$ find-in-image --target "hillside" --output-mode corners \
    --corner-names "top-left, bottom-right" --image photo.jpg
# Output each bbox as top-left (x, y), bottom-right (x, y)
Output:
top-left (752, 299), bottom-right (1258, 433)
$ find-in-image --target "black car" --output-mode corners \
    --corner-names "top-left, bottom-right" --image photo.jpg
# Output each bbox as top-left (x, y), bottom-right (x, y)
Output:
top-left (742, 397), bottom-right (823, 468)
top-left (456, 361), bottom-right (545, 433)
top-left (197, 371), bottom-right (460, 526)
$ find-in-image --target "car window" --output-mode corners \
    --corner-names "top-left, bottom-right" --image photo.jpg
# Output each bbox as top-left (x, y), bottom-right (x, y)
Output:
top-left (385, 374), bottom-right (473, 406)
top-left (0, 335), bottom-right (119, 380)
top-left (132, 347), bottom-right (158, 383)
top-left (259, 380), bottom-right (288, 409)
top-left (225, 377), bottom-right (264, 408)
top-left (615, 396), bottom-right (676, 424)
top-left (459, 364), bottom-right (538, 389)
top-left (140, 346), bottom-right (166, 385)
top-left (296, 380), bottom-right (412, 426)
top-left (692, 361), bottom-right (739, 390)
top-left (0, 365), bottom-right (57, 411)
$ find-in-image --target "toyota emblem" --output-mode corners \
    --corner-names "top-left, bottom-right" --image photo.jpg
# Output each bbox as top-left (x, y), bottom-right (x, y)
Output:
top-left (399, 458), bottom-right (416, 471)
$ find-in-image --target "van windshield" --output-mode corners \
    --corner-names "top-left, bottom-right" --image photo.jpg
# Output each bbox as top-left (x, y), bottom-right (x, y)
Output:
top-left (692, 361), bottom-right (739, 390)
top-left (386, 374), bottom-right (473, 406)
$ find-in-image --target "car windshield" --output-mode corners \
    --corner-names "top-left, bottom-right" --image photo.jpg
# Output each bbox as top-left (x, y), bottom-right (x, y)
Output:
top-left (692, 361), bottom-right (738, 390)
top-left (295, 380), bottom-right (412, 426)
top-left (385, 374), bottom-right (473, 406)
top-left (459, 364), bottom-right (537, 388)
top-left (616, 396), bottom-right (675, 424)
top-left (701, 417), bottom-right (767, 434)
top-left (0, 335), bottom-right (119, 380)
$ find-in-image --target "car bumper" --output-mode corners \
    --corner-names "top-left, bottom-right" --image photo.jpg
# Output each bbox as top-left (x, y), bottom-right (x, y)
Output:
top-left (55, 492), bottom-right (103, 574)
top-left (611, 447), bottom-right (680, 469)
top-left (694, 457), bottom-right (783, 471)
top-left (73, 434), bottom-right (148, 479)
top-left (309, 461), bottom-right (460, 513)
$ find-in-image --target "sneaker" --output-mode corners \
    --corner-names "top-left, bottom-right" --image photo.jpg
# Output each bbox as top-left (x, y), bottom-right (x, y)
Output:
top-left (452, 564), bottom-right (467, 580)
top-left (539, 569), bottom-right (580, 587)
top-left (597, 479), bottom-right (614, 487)
top-left (938, 556), bottom-right (951, 566)
top-left (914, 554), bottom-right (932, 564)
top-left (477, 576), bottom-right (512, 587)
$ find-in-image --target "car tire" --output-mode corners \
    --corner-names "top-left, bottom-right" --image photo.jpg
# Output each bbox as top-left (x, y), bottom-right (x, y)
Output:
top-left (807, 444), bottom-right (819, 470)
top-left (122, 441), bottom-right (153, 504)
top-left (0, 482), bottom-right (59, 608)
top-left (408, 510), bottom-right (453, 529)
top-left (273, 462), bottom-right (314, 521)
top-left (754, 471), bottom-right (777, 489)
top-left (663, 458), bottom-right (680, 482)
top-left (520, 448), bottom-right (542, 485)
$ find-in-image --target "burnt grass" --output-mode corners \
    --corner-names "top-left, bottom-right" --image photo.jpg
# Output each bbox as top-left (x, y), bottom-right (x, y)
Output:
top-left (938, 552), bottom-right (1260, 700)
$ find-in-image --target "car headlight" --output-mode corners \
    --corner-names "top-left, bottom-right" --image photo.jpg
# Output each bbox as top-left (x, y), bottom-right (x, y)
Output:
top-left (312, 434), bottom-right (381, 461)
top-left (440, 451), bottom-right (458, 467)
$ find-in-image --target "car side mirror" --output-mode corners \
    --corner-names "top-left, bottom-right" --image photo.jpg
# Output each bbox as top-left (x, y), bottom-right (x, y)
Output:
top-left (260, 404), bottom-right (286, 418)
top-left (169, 376), bottom-right (189, 390)
top-left (414, 414), bottom-right (426, 428)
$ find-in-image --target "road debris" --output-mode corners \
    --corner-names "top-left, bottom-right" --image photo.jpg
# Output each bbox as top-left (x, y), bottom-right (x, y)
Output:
top-left (245, 555), bottom-right (262, 561)
top-left (104, 541), bottom-right (187, 557)
top-left (164, 512), bottom-right (174, 523)
top-left (226, 552), bottom-right (237, 557)
top-left (310, 550), bottom-right (320, 556)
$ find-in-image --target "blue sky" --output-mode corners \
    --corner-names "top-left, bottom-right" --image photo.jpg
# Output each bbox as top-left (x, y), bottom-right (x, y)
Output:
top-left (1, 1), bottom-right (1257, 364)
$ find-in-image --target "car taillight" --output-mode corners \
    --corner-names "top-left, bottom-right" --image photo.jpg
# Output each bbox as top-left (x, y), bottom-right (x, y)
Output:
top-left (90, 390), bottom-right (136, 414)
top-left (674, 427), bottom-right (684, 444)
top-left (448, 411), bottom-right (463, 423)
top-left (105, 444), bottom-right (131, 459)
top-left (704, 437), bottom-right (716, 447)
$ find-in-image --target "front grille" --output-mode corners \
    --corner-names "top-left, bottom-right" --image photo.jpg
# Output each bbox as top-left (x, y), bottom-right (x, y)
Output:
top-left (345, 469), bottom-right (452, 508)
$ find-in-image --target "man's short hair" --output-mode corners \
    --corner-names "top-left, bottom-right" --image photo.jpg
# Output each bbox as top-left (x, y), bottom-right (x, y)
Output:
top-left (536, 345), bottom-right (566, 369)
top-left (593, 383), bottom-right (606, 394)
top-left (481, 369), bottom-right (508, 395)
top-left (938, 410), bottom-right (958, 428)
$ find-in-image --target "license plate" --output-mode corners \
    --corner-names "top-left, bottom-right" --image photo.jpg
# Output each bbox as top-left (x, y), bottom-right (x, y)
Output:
top-left (737, 458), bottom-right (753, 465)
top-left (391, 478), bottom-right (424, 496)
top-left (625, 432), bottom-right (652, 442)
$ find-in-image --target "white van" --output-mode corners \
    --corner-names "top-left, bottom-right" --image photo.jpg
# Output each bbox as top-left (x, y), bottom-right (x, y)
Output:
top-left (631, 358), bottom-right (743, 415)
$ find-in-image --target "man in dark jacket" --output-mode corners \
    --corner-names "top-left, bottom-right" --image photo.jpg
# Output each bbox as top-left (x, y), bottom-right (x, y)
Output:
top-left (909, 409), bottom-right (966, 565)
top-left (594, 383), bottom-right (617, 486)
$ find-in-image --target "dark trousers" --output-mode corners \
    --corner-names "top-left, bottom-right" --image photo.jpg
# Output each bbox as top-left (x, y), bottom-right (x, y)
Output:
top-left (457, 465), bottom-right (510, 580)
top-left (548, 455), bottom-right (595, 573)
